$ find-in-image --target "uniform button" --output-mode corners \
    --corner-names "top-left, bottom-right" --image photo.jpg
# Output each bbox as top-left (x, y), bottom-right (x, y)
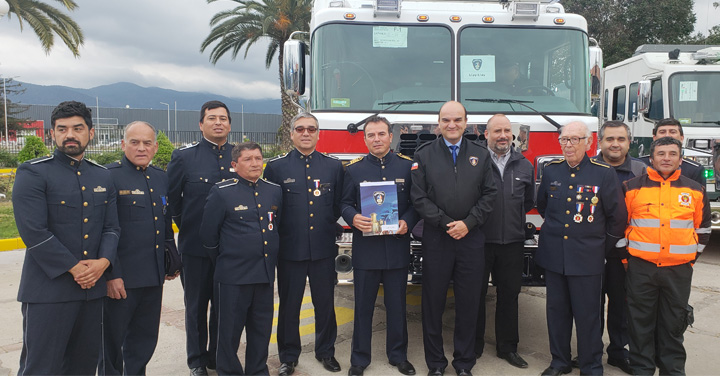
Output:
top-left (258, 204), bottom-right (262, 208)
top-left (260, 216), bottom-right (264, 221)
top-left (136, 166), bottom-right (140, 170)
top-left (146, 176), bottom-right (150, 179)
top-left (84, 234), bottom-right (89, 239)
top-left (310, 226), bottom-right (314, 230)
top-left (154, 216), bottom-right (158, 220)
top-left (61, 201), bottom-right (66, 204)
top-left (150, 189), bottom-right (154, 192)
top-left (153, 202), bottom-right (156, 206)
top-left (306, 164), bottom-right (310, 168)
top-left (77, 171), bottom-right (81, 176)
top-left (84, 218), bottom-right (88, 223)
top-left (133, 201), bottom-right (136, 205)
top-left (566, 198), bottom-right (571, 202)
top-left (307, 176), bottom-right (311, 180)
top-left (563, 235), bottom-right (568, 240)
top-left (310, 213), bottom-right (314, 218)
top-left (265, 254), bottom-right (268, 257)
top-left (570, 173), bottom-right (575, 177)
top-left (156, 230), bottom-right (160, 234)
top-left (83, 202), bottom-right (88, 207)
top-left (262, 229), bottom-right (266, 233)
top-left (565, 224), bottom-right (569, 228)
top-left (308, 189), bottom-right (312, 192)
top-left (221, 167), bottom-right (225, 170)
top-left (382, 166), bottom-right (385, 169)
top-left (264, 241), bottom-right (268, 245)
top-left (219, 155), bottom-right (223, 159)
top-left (568, 185), bottom-right (573, 189)
top-left (255, 192), bottom-right (258, 196)
top-left (156, 245), bottom-right (159, 249)
top-left (382, 177), bottom-right (386, 181)
top-left (565, 210), bottom-right (570, 215)
top-left (309, 201), bottom-right (313, 205)
top-left (83, 251), bottom-right (88, 256)
top-left (81, 186), bottom-right (86, 191)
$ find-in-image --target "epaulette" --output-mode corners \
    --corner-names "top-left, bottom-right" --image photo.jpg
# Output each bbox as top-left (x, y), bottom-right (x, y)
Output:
top-left (261, 178), bottom-right (280, 187)
top-left (217, 178), bottom-right (238, 188)
top-left (321, 152), bottom-right (340, 160)
top-left (28, 155), bottom-right (53, 164)
top-left (267, 153), bottom-right (288, 162)
top-left (346, 156), bottom-right (364, 166)
top-left (178, 141), bottom-right (199, 150)
top-left (682, 158), bottom-right (700, 167)
top-left (85, 159), bottom-right (108, 169)
top-left (396, 153), bottom-right (413, 161)
top-left (546, 159), bottom-right (565, 166)
top-left (589, 159), bottom-right (611, 168)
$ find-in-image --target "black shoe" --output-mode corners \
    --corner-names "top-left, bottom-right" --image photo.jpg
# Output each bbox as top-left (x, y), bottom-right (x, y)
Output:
top-left (456, 369), bottom-right (472, 376)
top-left (497, 352), bottom-right (528, 369)
top-left (317, 356), bottom-right (342, 372)
top-left (608, 357), bottom-right (632, 375)
top-left (474, 352), bottom-right (482, 359)
top-left (390, 360), bottom-right (416, 375)
top-left (279, 361), bottom-right (298, 376)
top-left (571, 357), bottom-right (579, 368)
top-left (348, 365), bottom-right (365, 376)
top-left (541, 366), bottom-right (572, 376)
top-left (190, 367), bottom-right (208, 376)
top-left (427, 367), bottom-right (445, 376)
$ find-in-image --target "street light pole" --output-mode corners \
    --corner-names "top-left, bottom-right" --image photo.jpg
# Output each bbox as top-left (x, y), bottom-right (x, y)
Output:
top-left (3, 77), bottom-right (8, 146)
top-left (160, 102), bottom-right (170, 137)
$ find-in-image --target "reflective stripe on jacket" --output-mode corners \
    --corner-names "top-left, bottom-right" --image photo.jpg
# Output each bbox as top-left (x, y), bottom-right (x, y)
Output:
top-left (623, 167), bottom-right (711, 267)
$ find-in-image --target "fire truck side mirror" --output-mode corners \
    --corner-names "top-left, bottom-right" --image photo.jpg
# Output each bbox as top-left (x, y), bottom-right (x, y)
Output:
top-left (636, 80), bottom-right (652, 114)
top-left (283, 40), bottom-right (306, 96)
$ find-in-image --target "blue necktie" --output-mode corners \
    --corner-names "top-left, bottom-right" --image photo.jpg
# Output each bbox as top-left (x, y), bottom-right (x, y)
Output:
top-left (449, 145), bottom-right (458, 165)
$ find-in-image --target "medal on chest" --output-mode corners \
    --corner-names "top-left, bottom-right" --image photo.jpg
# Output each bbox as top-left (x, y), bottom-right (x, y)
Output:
top-left (268, 211), bottom-right (275, 231)
top-left (313, 179), bottom-right (321, 197)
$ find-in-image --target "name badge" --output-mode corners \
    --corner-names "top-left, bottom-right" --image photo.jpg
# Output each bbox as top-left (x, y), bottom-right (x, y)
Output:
top-left (284, 178), bottom-right (296, 184)
top-left (93, 186), bottom-right (107, 193)
top-left (119, 190), bottom-right (131, 196)
top-left (235, 205), bottom-right (248, 211)
top-left (131, 189), bottom-right (144, 195)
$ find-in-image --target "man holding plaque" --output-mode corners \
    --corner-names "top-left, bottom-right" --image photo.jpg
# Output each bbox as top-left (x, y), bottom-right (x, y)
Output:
top-left (535, 121), bottom-right (626, 376)
top-left (341, 116), bottom-right (418, 376)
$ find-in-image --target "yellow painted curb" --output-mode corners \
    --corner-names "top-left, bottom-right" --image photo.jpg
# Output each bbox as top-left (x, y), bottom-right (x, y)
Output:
top-left (0, 238), bottom-right (25, 252)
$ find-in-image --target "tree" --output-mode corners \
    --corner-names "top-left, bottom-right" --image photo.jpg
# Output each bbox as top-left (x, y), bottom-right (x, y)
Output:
top-left (4, 0), bottom-right (84, 57)
top-left (152, 131), bottom-right (174, 170)
top-left (200, 0), bottom-right (312, 151)
top-left (17, 135), bottom-right (49, 163)
top-left (563, 0), bottom-right (696, 66)
top-left (0, 77), bottom-right (30, 133)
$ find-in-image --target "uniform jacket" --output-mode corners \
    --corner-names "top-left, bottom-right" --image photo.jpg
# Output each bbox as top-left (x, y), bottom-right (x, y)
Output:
top-left (623, 167), bottom-right (711, 266)
top-left (13, 150), bottom-right (120, 303)
top-left (340, 152), bottom-right (419, 270)
top-left (410, 137), bottom-right (497, 231)
top-left (536, 155), bottom-right (627, 276)
top-left (106, 156), bottom-right (173, 288)
top-left (482, 148), bottom-right (535, 244)
top-left (640, 155), bottom-right (706, 187)
top-left (592, 153), bottom-right (647, 258)
top-left (166, 138), bottom-right (236, 257)
top-left (200, 177), bottom-right (282, 285)
top-left (264, 149), bottom-right (343, 261)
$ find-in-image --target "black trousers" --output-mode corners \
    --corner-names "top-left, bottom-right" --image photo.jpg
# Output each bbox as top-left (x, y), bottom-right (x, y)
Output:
top-left (276, 257), bottom-right (337, 363)
top-left (216, 282), bottom-right (273, 376)
top-left (603, 257), bottom-right (628, 360)
top-left (99, 286), bottom-right (163, 376)
top-left (181, 254), bottom-right (218, 369)
top-left (421, 224), bottom-right (484, 371)
top-left (351, 268), bottom-right (409, 368)
top-left (545, 270), bottom-right (604, 375)
top-left (626, 257), bottom-right (693, 376)
top-left (19, 299), bottom-right (102, 376)
top-left (475, 241), bottom-right (524, 356)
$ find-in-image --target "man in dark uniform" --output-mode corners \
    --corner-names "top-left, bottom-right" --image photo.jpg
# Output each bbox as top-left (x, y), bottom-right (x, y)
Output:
top-left (12, 101), bottom-right (121, 375)
top-left (341, 116), bottom-right (418, 376)
top-left (167, 100), bottom-right (237, 376)
top-left (639, 118), bottom-right (706, 187)
top-left (475, 114), bottom-right (534, 369)
top-left (588, 120), bottom-right (646, 374)
top-left (264, 113), bottom-right (344, 375)
top-left (100, 121), bottom-right (179, 375)
top-left (200, 142), bottom-right (282, 376)
top-left (536, 121), bottom-right (627, 376)
top-left (411, 101), bottom-right (497, 376)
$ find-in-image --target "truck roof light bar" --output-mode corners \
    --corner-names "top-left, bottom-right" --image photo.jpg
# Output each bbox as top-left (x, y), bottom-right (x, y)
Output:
top-left (374, 0), bottom-right (401, 17)
top-left (692, 47), bottom-right (720, 63)
top-left (512, 1), bottom-right (540, 21)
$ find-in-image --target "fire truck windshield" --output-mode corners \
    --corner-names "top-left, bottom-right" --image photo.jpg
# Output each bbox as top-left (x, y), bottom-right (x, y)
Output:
top-left (311, 23), bottom-right (452, 112)
top-left (669, 72), bottom-right (720, 127)
top-left (459, 27), bottom-right (590, 115)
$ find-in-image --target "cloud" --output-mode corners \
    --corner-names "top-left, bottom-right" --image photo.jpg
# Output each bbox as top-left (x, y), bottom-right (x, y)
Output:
top-left (0, 0), bottom-right (280, 100)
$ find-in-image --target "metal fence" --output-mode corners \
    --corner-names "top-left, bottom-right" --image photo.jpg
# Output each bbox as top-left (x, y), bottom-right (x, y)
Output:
top-left (1, 130), bottom-right (279, 155)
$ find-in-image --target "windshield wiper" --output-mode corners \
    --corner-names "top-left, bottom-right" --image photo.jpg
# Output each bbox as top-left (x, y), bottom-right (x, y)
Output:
top-left (347, 100), bottom-right (445, 134)
top-left (466, 98), bottom-right (562, 130)
top-left (693, 121), bottom-right (720, 125)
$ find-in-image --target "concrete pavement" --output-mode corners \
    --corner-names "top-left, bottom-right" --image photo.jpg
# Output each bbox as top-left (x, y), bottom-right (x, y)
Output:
top-left (0, 234), bottom-right (719, 375)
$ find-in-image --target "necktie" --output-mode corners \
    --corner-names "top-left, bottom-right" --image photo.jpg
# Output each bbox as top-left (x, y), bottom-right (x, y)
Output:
top-left (450, 145), bottom-right (458, 165)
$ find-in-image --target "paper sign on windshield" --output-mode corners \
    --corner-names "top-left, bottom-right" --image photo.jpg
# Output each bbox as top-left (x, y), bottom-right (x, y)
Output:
top-left (373, 26), bottom-right (408, 48)
top-left (678, 81), bottom-right (698, 102)
top-left (460, 55), bottom-right (495, 83)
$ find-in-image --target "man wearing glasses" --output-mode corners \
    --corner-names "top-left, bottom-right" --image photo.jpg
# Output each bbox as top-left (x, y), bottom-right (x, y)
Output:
top-left (535, 122), bottom-right (626, 376)
top-left (264, 113), bottom-right (344, 376)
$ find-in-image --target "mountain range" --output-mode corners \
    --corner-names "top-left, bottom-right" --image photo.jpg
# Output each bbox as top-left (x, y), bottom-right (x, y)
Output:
top-left (9, 81), bottom-right (282, 114)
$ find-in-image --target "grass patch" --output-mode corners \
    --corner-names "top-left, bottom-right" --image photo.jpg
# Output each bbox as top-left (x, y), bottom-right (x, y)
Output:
top-left (0, 200), bottom-right (19, 239)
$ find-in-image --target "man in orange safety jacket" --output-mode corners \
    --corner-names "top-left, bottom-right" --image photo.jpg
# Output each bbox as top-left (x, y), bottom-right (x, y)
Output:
top-left (621, 136), bottom-right (711, 375)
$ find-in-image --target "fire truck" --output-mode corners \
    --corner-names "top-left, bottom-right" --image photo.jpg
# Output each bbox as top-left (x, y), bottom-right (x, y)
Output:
top-left (282, 0), bottom-right (600, 284)
top-left (602, 44), bottom-right (720, 229)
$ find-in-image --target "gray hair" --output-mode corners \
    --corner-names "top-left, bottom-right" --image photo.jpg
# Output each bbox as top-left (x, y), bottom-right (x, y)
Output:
top-left (559, 121), bottom-right (592, 139)
top-left (598, 120), bottom-right (632, 142)
top-left (124, 121), bottom-right (157, 141)
top-left (290, 112), bottom-right (319, 134)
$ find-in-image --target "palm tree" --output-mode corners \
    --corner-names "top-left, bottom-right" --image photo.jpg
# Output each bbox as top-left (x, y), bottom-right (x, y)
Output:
top-left (4, 0), bottom-right (84, 57)
top-left (200, 0), bottom-right (311, 150)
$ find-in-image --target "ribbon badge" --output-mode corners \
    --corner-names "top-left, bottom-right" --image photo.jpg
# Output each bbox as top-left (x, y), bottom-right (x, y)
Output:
top-left (268, 211), bottom-right (275, 231)
top-left (574, 202), bottom-right (584, 223)
top-left (313, 179), bottom-right (321, 197)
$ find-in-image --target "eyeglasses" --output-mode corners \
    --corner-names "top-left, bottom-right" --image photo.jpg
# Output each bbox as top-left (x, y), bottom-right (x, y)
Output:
top-left (558, 136), bottom-right (587, 145)
top-left (294, 126), bottom-right (318, 134)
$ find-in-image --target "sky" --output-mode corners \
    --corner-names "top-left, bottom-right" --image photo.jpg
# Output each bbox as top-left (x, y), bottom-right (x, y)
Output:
top-left (0, 0), bottom-right (719, 102)
top-left (0, 0), bottom-right (279, 100)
